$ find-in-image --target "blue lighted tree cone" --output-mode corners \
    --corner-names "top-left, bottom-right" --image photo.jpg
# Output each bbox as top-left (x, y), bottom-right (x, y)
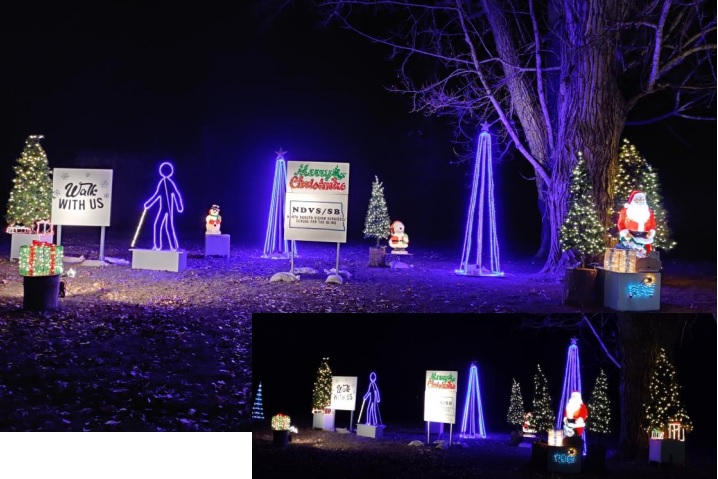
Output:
top-left (23, 274), bottom-right (60, 311)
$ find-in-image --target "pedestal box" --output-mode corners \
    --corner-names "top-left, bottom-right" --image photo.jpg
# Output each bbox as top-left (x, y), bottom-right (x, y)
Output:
top-left (649, 439), bottom-right (685, 465)
top-left (205, 234), bottom-right (230, 257)
top-left (10, 233), bottom-right (53, 261)
top-left (356, 424), bottom-right (385, 439)
top-left (603, 270), bottom-right (661, 311)
top-left (131, 249), bottom-right (187, 272)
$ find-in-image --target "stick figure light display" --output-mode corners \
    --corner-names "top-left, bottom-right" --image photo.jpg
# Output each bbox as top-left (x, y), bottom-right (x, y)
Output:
top-left (133, 161), bottom-right (185, 251)
top-left (358, 372), bottom-right (382, 426)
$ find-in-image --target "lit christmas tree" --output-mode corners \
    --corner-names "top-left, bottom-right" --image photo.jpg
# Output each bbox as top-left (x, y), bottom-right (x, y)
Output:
top-left (560, 152), bottom-right (607, 267)
top-left (5, 135), bottom-right (53, 229)
top-left (587, 369), bottom-right (611, 436)
top-left (643, 348), bottom-right (692, 435)
top-left (531, 364), bottom-right (555, 440)
top-left (311, 357), bottom-right (333, 413)
top-left (507, 378), bottom-right (525, 431)
top-left (363, 175), bottom-right (392, 247)
top-left (613, 139), bottom-right (675, 251)
top-left (252, 382), bottom-right (265, 421)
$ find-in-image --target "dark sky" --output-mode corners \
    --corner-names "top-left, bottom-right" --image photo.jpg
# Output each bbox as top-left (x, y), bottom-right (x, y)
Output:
top-left (1, 2), bottom-right (715, 258)
top-left (253, 313), bottom-right (716, 443)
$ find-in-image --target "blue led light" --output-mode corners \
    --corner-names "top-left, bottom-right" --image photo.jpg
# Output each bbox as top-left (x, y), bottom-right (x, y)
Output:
top-left (556, 338), bottom-right (586, 454)
top-left (141, 161), bottom-right (184, 251)
top-left (459, 362), bottom-right (486, 438)
top-left (359, 372), bottom-right (382, 426)
top-left (627, 278), bottom-right (656, 298)
top-left (456, 123), bottom-right (503, 277)
top-left (263, 149), bottom-right (298, 259)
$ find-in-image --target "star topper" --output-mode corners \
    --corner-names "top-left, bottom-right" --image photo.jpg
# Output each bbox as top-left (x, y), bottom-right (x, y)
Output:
top-left (481, 121), bottom-right (490, 132)
top-left (570, 337), bottom-right (578, 345)
top-left (275, 148), bottom-right (287, 160)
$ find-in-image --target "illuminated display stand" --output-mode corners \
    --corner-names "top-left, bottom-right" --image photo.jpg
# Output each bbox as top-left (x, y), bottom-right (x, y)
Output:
top-left (602, 269), bottom-right (661, 311)
top-left (546, 443), bottom-right (582, 474)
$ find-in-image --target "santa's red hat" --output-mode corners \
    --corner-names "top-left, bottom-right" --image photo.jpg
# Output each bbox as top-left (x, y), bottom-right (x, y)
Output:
top-left (625, 190), bottom-right (645, 208)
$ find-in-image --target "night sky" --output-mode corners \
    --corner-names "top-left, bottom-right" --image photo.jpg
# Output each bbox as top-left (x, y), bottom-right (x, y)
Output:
top-left (1, 3), bottom-right (715, 258)
top-left (253, 313), bottom-right (716, 444)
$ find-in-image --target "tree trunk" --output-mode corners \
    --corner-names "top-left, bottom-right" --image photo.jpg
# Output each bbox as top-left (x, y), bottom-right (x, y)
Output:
top-left (615, 313), bottom-right (686, 460)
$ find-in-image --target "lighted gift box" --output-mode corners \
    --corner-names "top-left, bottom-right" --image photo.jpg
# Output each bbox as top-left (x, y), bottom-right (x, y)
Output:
top-left (18, 241), bottom-right (64, 276)
top-left (603, 248), bottom-right (636, 273)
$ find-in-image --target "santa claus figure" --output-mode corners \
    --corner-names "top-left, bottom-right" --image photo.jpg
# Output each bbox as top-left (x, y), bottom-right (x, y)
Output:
top-left (617, 190), bottom-right (656, 257)
top-left (563, 390), bottom-right (588, 438)
top-left (206, 204), bottom-right (222, 235)
top-left (388, 220), bottom-right (409, 252)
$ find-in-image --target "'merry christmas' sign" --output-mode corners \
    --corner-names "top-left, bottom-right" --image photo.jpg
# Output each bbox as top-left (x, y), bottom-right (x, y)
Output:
top-left (330, 376), bottom-right (358, 411)
top-left (284, 161), bottom-right (349, 243)
top-left (51, 168), bottom-right (113, 226)
top-left (424, 370), bottom-right (458, 424)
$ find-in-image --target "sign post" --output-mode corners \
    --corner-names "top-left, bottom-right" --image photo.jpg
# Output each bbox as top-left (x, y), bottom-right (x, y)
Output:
top-left (424, 370), bottom-right (459, 446)
top-left (283, 161), bottom-right (350, 282)
top-left (330, 376), bottom-right (358, 432)
top-left (51, 168), bottom-right (113, 260)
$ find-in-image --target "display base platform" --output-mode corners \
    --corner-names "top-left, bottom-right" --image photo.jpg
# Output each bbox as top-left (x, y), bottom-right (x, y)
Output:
top-left (649, 438), bottom-right (685, 465)
top-left (312, 412), bottom-right (335, 431)
top-left (131, 249), bottom-right (187, 272)
top-left (205, 234), bottom-right (230, 257)
top-left (357, 424), bottom-right (385, 439)
top-left (23, 274), bottom-right (60, 311)
top-left (10, 233), bottom-right (54, 261)
top-left (603, 270), bottom-right (661, 311)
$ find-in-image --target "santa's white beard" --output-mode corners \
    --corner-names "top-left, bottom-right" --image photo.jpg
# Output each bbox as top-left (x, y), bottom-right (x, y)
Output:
top-left (566, 399), bottom-right (581, 417)
top-left (626, 202), bottom-right (650, 227)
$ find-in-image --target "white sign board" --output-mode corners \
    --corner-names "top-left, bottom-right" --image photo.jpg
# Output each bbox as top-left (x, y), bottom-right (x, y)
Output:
top-left (423, 370), bottom-right (458, 424)
top-left (51, 168), bottom-right (113, 226)
top-left (284, 161), bottom-right (349, 243)
top-left (331, 376), bottom-right (358, 411)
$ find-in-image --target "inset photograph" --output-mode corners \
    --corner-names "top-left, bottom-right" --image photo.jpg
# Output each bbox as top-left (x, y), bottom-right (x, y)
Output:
top-left (253, 313), bottom-right (715, 479)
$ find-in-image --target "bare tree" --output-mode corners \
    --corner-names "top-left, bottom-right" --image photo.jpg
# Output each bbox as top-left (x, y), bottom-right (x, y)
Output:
top-left (316, 0), bottom-right (716, 272)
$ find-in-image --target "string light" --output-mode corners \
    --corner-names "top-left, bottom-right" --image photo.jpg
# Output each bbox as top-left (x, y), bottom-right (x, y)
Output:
top-left (271, 413), bottom-right (291, 431)
top-left (141, 162), bottom-right (184, 251)
top-left (531, 364), bottom-right (555, 438)
top-left (263, 149), bottom-right (297, 259)
top-left (6, 135), bottom-right (53, 230)
top-left (556, 338), bottom-right (587, 454)
top-left (19, 241), bottom-right (64, 276)
top-left (627, 276), bottom-right (656, 298)
top-left (252, 382), bottom-right (266, 421)
top-left (460, 362), bottom-right (486, 438)
top-left (643, 348), bottom-right (692, 437)
top-left (363, 176), bottom-right (392, 247)
top-left (560, 153), bottom-right (606, 266)
top-left (587, 369), bottom-right (611, 435)
top-left (614, 139), bottom-right (676, 251)
top-left (456, 123), bottom-right (503, 277)
top-left (507, 378), bottom-right (525, 431)
top-left (311, 357), bottom-right (332, 413)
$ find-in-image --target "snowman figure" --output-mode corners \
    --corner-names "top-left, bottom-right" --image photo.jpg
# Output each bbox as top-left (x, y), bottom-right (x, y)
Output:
top-left (388, 220), bottom-right (409, 253)
top-left (206, 204), bottom-right (222, 235)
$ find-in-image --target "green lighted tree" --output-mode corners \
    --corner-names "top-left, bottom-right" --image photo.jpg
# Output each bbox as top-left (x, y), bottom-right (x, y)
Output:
top-left (507, 378), bottom-right (525, 431)
top-left (363, 175), bottom-right (392, 247)
top-left (5, 135), bottom-right (53, 229)
top-left (531, 364), bottom-right (555, 440)
top-left (643, 348), bottom-right (692, 435)
top-left (560, 152), bottom-right (607, 267)
top-left (587, 369), bottom-right (611, 436)
top-left (311, 357), bottom-right (333, 413)
top-left (613, 139), bottom-right (675, 252)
